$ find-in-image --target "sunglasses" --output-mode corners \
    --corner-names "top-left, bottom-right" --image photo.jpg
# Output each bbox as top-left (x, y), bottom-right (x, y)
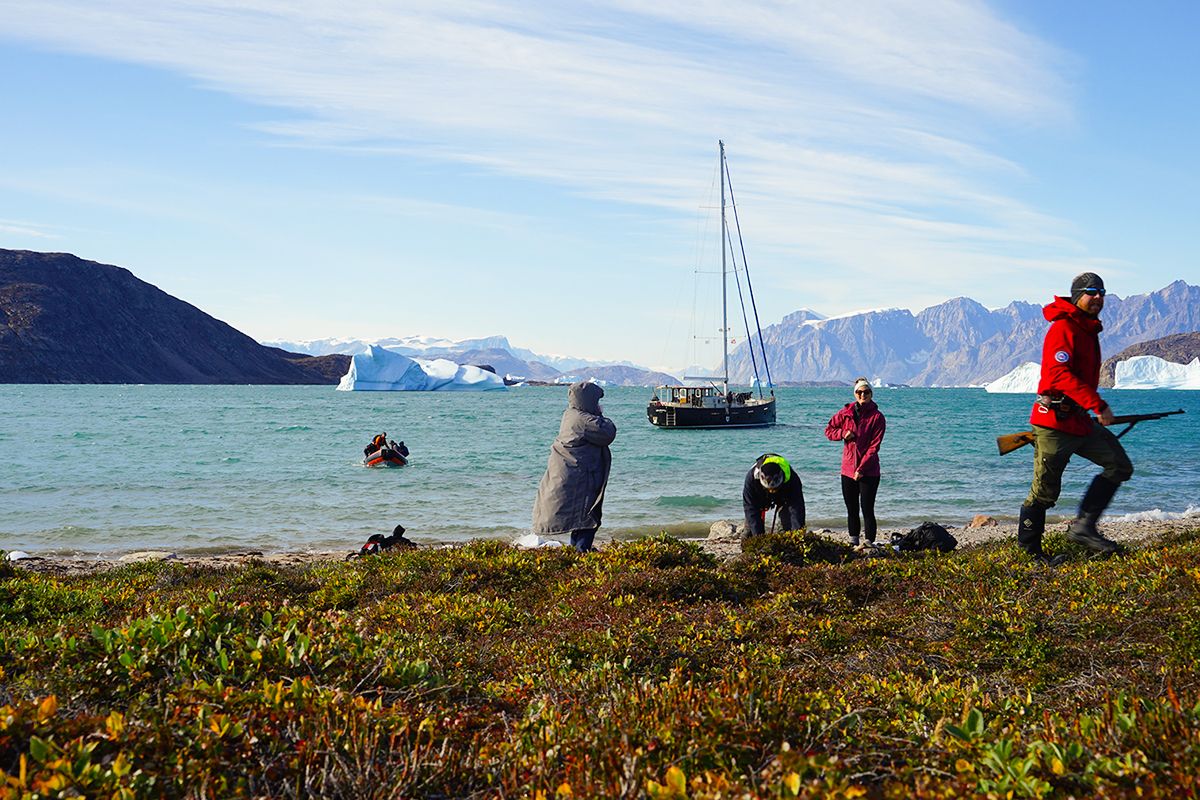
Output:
top-left (854, 389), bottom-right (872, 395)
top-left (1080, 287), bottom-right (1106, 297)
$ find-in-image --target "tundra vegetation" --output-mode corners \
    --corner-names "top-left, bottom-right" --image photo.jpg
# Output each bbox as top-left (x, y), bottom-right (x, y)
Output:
top-left (2, 529), bottom-right (1199, 798)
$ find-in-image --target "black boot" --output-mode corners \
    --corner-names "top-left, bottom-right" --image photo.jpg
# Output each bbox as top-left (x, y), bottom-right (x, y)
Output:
top-left (1018, 504), bottom-right (1046, 555)
top-left (1066, 476), bottom-right (1122, 553)
top-left (1018, 505), bottom-right (1066, 566)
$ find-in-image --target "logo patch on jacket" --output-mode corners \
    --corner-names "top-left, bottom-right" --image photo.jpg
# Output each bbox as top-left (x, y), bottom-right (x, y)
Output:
top-left (1054, 350), bottom-right (1070, 363)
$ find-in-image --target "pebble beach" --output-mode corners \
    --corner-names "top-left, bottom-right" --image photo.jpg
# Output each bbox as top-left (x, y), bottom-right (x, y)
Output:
top-left (8, 515), bottom-right (1195, 577)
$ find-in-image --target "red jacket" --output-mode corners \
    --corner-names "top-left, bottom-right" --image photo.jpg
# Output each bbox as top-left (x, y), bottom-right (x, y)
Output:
top-left (825, 400), bottom-right (885, 478)
top-left (1029, 296), bottom-right (1108, 436)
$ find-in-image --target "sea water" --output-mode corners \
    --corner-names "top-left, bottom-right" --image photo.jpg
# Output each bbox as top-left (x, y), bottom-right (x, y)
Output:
top-left (1, 385), bottom-right (1197, 556)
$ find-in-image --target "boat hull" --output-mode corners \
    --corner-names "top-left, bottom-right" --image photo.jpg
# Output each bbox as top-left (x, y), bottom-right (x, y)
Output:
top-left (647, 397), bottom-right (776, 429)
top-left (364, 449), bottom-right (408, 468)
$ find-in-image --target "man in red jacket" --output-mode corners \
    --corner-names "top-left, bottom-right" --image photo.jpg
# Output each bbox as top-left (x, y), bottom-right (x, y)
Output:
top-left (1018, 272), bottom-right (1132, 562)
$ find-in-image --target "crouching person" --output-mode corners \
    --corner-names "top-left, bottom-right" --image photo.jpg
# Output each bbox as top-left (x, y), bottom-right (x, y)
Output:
top-left (742, 453), bottom-right (806, 538)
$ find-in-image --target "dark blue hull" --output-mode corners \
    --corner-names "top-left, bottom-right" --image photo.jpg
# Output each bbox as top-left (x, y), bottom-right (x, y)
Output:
top-left (646, 397), bottom-right (776, 428)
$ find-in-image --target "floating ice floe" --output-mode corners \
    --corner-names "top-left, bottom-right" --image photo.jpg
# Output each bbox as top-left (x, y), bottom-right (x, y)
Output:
top-left (1113, 356), bottom-right (1200, 390)
top-left (984, 362), bottom-right (1040, 394)
top-left (337, 345), bottom-right (507, 391)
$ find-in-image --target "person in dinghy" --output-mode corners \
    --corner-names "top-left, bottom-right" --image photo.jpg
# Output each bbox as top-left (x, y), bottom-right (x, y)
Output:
top-left (363, 432), bottom-right (410, 467)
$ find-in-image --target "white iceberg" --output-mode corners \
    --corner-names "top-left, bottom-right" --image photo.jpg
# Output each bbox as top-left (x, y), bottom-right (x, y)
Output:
top-left (336, 345), bottom-right (507, 391)
top-left (1113, 356), bottom-right (1200, 390)
top-left (984, 362), bottom-right (1040, 394)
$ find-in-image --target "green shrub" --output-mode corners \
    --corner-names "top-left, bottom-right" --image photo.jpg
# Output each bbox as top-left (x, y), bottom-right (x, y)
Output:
top-left (3, 528), bottom-right (1200, 797)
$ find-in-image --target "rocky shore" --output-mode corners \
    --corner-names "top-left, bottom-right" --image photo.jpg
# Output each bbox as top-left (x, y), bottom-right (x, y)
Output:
top-left (6, 515), bottom-right (1194, 577)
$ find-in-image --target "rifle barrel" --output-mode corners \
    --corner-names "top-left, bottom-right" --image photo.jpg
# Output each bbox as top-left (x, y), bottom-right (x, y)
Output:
top-left (1109, 408), bottom-right (1185, 424)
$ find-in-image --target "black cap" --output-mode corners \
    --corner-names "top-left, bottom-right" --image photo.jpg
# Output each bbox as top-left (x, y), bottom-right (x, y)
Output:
top-left (757, 461), bottom-right (785, 490)
top-left (1070, 272), bottom-right (1104, 303)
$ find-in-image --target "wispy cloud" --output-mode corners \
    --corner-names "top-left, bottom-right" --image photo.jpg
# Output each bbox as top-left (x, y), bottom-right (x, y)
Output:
top-left (0, 218), bottom-right (58, 239)
top-left (1, 0), bottom-right (1085, 299)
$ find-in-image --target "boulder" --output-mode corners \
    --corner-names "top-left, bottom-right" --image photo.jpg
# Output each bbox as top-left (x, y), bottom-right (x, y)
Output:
top-left (703, 519), bottom-right (745, 561)
top-left (707, 519), bottom-right (745, 542)
top-left (968, 514), bottom-right (998, 528)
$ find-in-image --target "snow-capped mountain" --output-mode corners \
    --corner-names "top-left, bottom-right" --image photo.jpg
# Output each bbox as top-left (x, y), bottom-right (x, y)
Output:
top-left (262, 334), bottom-right (644, 373)
top-left (730, 281), bottom-right (1200, 387)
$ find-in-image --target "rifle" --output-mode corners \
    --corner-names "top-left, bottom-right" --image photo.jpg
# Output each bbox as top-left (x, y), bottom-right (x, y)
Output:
top-left (996, 409), bottom-right (1185, 455)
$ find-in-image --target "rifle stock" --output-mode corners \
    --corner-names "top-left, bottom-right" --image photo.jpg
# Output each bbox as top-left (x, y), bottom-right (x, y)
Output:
top-left (996, 409), bottom-right (1185, 456)
top-left (997, 431), bottom-right (1036, 455)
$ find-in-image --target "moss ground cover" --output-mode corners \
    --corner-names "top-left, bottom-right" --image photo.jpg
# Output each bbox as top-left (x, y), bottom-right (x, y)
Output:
top-left (2, 529), bottom-right (1199, 798)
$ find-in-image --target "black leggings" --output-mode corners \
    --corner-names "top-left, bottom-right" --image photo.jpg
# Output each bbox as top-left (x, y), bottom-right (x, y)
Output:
top-left (841, 474), bottom-right (881, 542)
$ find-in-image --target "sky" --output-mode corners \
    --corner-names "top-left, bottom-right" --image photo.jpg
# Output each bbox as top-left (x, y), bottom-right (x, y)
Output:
top-left (1, 1), bottom-right (1197, 371)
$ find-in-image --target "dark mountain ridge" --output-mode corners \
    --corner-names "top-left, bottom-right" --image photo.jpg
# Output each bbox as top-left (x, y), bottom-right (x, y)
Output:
top-left (0, 249), bottom-right (338, 384)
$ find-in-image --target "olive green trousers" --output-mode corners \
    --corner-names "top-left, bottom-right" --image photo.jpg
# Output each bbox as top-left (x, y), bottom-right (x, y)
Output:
top-left (1024, 422), bottom-right (1133, 510)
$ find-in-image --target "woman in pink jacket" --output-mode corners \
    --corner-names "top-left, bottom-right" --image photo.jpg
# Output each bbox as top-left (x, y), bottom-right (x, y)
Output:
top-left (824, 378), bottom-right (887, 547)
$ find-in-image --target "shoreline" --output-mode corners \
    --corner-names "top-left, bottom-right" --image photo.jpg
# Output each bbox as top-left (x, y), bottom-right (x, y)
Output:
top-left (6, 516), bottom-right (1195, 577)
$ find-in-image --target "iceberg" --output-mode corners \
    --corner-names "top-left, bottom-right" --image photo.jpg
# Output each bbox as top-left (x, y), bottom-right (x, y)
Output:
top-left (1113, 356), bottom-right (1200, 390)
top-left (336, 345), bottom-right (507, 391)
top-left (984, 362), bottom-right (1040, 394)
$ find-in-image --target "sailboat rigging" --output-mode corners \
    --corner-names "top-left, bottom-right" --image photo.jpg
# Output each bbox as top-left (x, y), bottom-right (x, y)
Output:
top-left (647, 140), bottom-right (776, 429)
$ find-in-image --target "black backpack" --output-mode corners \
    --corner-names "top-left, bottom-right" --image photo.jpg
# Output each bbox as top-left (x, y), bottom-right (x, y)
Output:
top-left (347, 525), bottom-right (415, 560)
top-left (892, 521), bottom-right (957, 553)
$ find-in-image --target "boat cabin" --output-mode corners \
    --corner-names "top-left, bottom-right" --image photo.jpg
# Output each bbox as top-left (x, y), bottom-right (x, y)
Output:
top-left (651, 385), bottom-right (754, 408)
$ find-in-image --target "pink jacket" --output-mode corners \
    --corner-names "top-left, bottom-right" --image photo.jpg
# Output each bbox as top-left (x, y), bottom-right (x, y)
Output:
top-left (825, 400), bottom-right (886, 478)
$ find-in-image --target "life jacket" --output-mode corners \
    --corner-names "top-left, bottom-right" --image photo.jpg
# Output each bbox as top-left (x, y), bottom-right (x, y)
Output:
top-left (371, 434), bottom-right (387, 450)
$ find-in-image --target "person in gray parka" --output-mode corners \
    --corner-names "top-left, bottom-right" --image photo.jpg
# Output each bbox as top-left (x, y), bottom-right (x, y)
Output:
top-left (531, 381), bottom-right (617, 552)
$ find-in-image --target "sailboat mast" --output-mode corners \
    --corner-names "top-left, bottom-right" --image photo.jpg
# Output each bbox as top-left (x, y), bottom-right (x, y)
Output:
top-left (719, 140), bottom-right (729, 395)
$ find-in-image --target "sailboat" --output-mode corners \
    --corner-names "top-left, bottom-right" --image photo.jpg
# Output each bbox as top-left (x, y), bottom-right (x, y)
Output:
top-left (647, 141), bottom-right (776, 429)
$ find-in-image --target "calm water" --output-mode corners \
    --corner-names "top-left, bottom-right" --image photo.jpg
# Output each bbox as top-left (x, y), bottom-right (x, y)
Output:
top-left (1, 385), bottom-right (1197, 556)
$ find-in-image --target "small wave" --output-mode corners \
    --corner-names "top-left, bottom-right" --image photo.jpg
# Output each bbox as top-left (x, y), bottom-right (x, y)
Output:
top-left (654, 495), bottom-right (726, 509)
top-left (275, 425), bottom-right (312, 432)
top-left (221, 457), bottom-right (241, 464)
top-left (1108, 505), bottom-right (1200, 523)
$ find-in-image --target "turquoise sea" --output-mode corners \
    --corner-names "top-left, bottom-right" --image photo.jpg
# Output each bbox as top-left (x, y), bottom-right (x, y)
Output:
top-left (1, 385), bottom-right (1197, 557)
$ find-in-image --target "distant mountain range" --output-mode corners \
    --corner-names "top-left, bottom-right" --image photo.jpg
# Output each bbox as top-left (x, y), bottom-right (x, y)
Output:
top-left (4, 247), bottom-right (1195, 388)
top-left (729, 281), bottom-right (1200, 387)
top-left (264, 334), bottom-right (647, 374)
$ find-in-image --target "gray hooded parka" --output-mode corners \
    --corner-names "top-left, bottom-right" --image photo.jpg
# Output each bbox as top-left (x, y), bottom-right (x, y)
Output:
top-left (531, 381), bottom-right (617, 534)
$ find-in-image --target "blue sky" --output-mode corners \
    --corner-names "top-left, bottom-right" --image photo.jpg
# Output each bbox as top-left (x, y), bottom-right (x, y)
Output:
top-left (2, 1), bottom-right (1197, 371)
